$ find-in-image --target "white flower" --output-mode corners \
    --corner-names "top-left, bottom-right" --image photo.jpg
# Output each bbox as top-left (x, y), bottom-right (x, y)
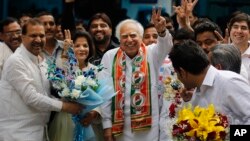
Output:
top-left (165, 117), bottom-right (178, 141)
top-left (71, 89), bottom-right (81, 99)
top-left (85, 77), bottom-right (98, 87)
top-left (61, 87), bottom-right (70, 97)
top-left (52, 81), bottom-right (65, 90)
top-left (60, 82), bottom-right (67, 88)
top-left (75, 75), bottom-right (86, 89)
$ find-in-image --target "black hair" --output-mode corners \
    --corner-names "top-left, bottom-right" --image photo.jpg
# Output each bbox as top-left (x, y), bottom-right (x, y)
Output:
top-left (169, 39), bottom-right (210, 75)
top-left (0, 17), bottom-right (19, 32)
top-left (72, 31), bottom-right (96, 64)
top-left (87, 13), bottom-right (112, 30)
top-left (194, 21), bottom-right (223, 41)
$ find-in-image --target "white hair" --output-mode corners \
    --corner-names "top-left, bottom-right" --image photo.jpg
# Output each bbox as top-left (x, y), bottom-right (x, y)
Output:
top-left (115, 19), bottom-right (144, 41)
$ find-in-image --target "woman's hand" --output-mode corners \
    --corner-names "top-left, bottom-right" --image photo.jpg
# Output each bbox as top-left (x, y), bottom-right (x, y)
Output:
top-left (80, 110), bottom-right (99, 127)
top-left (62, 29), bottom-right (73, 55)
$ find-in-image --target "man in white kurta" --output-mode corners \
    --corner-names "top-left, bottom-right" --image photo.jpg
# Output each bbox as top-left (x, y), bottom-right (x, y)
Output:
top-left (0, 18), bottom-right (23, 79)
top-left (0, 18), bottom-right (81, 141)
top-left (100, 11), bottom-right (173, 141)
top-left (0, 42), bottom-right (13, 79)
top-left (0, 45), bottom-right (63, 141)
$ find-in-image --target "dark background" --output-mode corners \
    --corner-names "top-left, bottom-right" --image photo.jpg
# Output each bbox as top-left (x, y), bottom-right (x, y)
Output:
top-left (1, 0), bottom-right (250, 35)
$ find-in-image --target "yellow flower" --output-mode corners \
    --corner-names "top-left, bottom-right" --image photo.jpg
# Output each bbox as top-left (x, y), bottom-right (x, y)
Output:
top-left (177, 104), bottom-right (226, 141)
top-left (164, 76), bottom-right (172, 85)
top-left (177, 104), bottom-right (195, 122)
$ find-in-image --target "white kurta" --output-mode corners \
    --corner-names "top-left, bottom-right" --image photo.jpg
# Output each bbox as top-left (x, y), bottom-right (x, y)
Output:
top-left (0, 45), bottom-right (63, 141)
top-left (157, 56), bottom-right (176, 141)
top-left (190, 65), bottom-right (250, 124)
top-left (100, 31), bottom-right (173, 141)
top-left (0, 42), bottom-right (14, 79)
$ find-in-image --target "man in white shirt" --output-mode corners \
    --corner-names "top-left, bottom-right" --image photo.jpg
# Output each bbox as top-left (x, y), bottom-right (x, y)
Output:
top-left (228, 12), bottom-right (250, 84)
top-left (0, 17), bottom-right (22, 79)
top-left (0, 18), bottom-right (82, 141)
top-left (100, 8), bottom-right (173, 141)
top-left (169, 40), bottom-right (250, 124)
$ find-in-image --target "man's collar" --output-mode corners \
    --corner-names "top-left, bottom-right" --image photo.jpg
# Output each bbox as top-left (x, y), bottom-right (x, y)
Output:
top-left (201, 65), bottom-right (217, 87)
top-left (20, 45), bottom-right (39, 64)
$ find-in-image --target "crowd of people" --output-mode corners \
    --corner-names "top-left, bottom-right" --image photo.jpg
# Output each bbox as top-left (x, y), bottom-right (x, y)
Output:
top-left (1, 0), bottom-right (250, 141)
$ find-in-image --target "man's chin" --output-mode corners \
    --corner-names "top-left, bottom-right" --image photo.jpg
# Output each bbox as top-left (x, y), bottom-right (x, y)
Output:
top-left (94, 39), bottom-right (107, 44)
top-left (10, 44), bottom-right (21, 50)
top-left (46, 34), bottom-right (54, 39)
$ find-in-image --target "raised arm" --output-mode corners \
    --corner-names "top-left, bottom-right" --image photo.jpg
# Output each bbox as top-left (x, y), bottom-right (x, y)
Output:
top-left (150, 6), bottom-right (173, 65)
top-left (173, 0), bottom-right (198, 32)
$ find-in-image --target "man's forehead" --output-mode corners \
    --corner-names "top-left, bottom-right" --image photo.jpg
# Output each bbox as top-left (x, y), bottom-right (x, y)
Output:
top-left (232, 21), bottom-right (249, 27)
top-left (3, 22), bottom-right (21, 29)
top-left (27, 25), bottom-right (44, 32)
top-left (197, 31), bottom-right (218, 39)
top-left (39, 15), bottom-right (54, 21)
top-left (121, 31), bottom-right (138, 36)
top-left (91, 19), bottom-right (108, 25)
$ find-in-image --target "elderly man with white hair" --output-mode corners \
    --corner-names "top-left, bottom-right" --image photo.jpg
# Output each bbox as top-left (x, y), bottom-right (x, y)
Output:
top-left (100, 7), bottom-right (173, 141)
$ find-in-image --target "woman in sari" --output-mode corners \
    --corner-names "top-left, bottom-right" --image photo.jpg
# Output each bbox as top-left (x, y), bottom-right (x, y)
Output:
top-left (48, 30), bottom-right (104, 141)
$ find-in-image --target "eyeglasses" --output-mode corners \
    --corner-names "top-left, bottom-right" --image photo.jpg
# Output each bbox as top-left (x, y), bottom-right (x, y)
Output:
top-left (4, 30), bottom-right (22, 36)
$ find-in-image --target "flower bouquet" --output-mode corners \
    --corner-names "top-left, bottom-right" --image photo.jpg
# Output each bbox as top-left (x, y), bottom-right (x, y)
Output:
top-left (172, 104), bottom-right (229, 141)
top-left (47, 47), bottom-right (116, 141)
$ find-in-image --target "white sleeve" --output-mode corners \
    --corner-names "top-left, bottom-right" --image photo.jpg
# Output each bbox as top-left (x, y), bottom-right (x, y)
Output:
top-left (148, 30), bottom-right (173, 68)
top-left (5, 57), bottom-right (62, 112)
top-left (99, 52), bottom-right (113, 129)
top-left (0, 55), bottom-right (3, 80)
top-left (0, 43), bottom-right (11, 80)
top-left (224, 77), bottom-right (250, 124)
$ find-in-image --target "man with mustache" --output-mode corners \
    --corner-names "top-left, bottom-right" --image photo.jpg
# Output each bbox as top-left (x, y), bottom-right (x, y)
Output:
top-left (88, 13), bottom-right (118, 65)
top-left (36, 11), bottom-right (64, 68)
top-left (0, 18), bottom-right (82, 141)
top-left (61, 0), bottom-right (118, 66)
top-left (0, 17), bottom-right (22, 79)
top-left (194, 20), bottom-right (222, 54)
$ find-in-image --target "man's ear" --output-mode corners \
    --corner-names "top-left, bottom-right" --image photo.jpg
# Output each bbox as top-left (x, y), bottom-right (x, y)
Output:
top-left (214, 64), bottom-right (222, 70)
top-left (179, 67), bottom-right (186, 78)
